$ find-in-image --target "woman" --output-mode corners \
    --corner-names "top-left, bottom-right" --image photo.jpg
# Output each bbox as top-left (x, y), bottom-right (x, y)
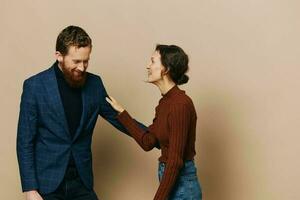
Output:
top-left (106, 45), bottom-right (202, 200)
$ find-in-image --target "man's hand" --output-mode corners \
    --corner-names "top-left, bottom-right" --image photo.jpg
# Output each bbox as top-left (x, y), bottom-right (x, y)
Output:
top-left (106, 96), bottom-right (125, 113)
top-left (25, 190), bottom-right (43, 200)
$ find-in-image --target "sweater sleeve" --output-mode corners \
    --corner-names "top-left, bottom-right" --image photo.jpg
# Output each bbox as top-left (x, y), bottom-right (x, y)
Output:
top-left (117, 110), bottom-right (158, 151)
top-left (153, 103), bottom-right (191, 200)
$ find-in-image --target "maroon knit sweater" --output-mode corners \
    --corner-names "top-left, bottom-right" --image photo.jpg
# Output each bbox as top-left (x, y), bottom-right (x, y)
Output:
top-left (117, 86), bottom-right (197, 200)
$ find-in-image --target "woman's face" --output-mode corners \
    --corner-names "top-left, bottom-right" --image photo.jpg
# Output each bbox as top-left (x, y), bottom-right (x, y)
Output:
top-left (146, 51), bottom-right (165, 83)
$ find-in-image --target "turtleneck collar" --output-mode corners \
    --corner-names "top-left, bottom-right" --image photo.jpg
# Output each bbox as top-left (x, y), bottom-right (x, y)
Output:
top-left (161, 85), bottom-right (181, 99)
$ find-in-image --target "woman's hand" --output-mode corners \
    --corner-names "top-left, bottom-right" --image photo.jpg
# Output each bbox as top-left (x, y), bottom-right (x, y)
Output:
top-left (106, 96), bottom-right (125, 113)
top-left (25, 190), bottom-right (43, 200)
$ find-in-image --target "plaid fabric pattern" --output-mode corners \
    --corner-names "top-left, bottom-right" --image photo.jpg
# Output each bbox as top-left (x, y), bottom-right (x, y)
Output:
top-left (17, 63), bottom-right (128, 194)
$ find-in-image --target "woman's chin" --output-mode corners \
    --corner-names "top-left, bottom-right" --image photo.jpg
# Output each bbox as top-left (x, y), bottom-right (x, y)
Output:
top-left (147, 79), bottom-right (155, 84)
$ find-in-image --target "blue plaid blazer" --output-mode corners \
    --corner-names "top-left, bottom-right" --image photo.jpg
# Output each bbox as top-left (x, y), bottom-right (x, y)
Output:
top-left (17, 63), bottom-right (134, 194)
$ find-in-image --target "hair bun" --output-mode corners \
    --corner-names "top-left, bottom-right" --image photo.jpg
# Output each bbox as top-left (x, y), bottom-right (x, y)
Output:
top-left (177, 74), bottom-right (189, 85)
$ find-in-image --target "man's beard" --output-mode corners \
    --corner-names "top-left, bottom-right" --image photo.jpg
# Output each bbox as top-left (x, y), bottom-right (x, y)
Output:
top-left (60, 63), bottom-right (87, 88)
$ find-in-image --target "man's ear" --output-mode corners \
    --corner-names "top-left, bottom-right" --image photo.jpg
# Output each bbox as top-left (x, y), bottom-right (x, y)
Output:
top-left (55, 51), bottom-right (63, 62)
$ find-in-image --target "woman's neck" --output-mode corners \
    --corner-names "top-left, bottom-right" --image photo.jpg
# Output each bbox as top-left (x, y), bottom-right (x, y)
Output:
top-left (155, 79), bottom-right (176, 95)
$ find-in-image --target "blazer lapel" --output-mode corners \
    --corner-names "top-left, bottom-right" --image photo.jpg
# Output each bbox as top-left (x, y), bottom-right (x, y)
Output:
top-left (44, 65), bottom-right (71, 140)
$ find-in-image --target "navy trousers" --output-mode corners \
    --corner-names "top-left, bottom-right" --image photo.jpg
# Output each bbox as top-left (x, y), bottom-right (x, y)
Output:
top-left (41, 165), bottom-right (98, 200)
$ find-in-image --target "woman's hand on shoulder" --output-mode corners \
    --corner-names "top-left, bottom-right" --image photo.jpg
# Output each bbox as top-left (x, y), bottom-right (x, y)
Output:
top-left (106, 96), bottom-right (125, 113)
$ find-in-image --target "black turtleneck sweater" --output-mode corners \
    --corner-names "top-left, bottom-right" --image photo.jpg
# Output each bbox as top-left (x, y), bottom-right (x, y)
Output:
top-left (54, 63), bottom-right (82, 166)
top-left (54, 63), bottom-right (82, 139)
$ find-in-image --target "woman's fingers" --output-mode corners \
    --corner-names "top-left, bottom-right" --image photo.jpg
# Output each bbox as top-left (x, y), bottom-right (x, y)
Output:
top-left (106, 96), bottom-right (118, 108)
top-left (105, 97), bottom-right (112, 104)
top-left (108, 95), bottom-right (117, 103)
top-left (106, 96), bottom-right (124, 113)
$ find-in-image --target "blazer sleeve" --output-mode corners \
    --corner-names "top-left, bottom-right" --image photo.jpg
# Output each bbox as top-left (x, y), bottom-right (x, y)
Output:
top-left (97, 76), bottom-right (147, 134)
top-left (16, 79), bottom-right (39, 192)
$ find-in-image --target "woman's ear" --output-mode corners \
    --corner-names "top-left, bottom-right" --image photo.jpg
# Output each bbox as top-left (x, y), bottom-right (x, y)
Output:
top-left (162, 67), bottom-right (170, 75)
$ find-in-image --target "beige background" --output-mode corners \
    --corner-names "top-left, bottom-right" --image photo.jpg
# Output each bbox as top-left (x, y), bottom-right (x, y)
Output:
top-left (1, 0), bottom-right (300, 199)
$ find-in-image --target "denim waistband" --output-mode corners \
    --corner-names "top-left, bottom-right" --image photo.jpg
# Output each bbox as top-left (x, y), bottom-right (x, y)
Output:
top-left (159, 160), bottom-right (198, 179)
top-left (159, 160), bottom-right (195, 168)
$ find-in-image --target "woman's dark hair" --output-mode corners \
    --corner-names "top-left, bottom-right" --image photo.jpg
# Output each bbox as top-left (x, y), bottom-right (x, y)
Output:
top-left (56, 25), bottom-right (92, 56)
top-left (155, 44), bottom-right (189, 85)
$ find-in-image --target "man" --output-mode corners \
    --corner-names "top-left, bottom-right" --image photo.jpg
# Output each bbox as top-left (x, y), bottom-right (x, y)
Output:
top-left (17, 25), bottom-right (143, 200)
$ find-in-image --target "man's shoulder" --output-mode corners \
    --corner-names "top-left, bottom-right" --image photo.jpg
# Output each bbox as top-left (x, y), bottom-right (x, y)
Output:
top-left (87, 72), bottom-right (100, 80)
top-left (25, 66), bottom-right (52, 82)
top-left (87, 72), bottom-right (105, 84)
top-left (23, 65), bottom-right (54, 90)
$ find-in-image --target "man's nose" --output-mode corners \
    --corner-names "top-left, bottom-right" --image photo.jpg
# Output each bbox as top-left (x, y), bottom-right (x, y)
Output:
top-left (77, 63), bottom-right (84, 72)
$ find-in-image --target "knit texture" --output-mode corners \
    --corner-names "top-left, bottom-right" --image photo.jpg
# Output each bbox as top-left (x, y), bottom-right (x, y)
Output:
top-left (117, 86), bottom-right (197, 200)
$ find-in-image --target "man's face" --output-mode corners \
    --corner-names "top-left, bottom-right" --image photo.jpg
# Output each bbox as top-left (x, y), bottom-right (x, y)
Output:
top-left (56, 46), bottom-right (91, 88)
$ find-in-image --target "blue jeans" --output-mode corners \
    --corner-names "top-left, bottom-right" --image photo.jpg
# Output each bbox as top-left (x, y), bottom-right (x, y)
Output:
top-left (158, 160), bottom-right (202, 200)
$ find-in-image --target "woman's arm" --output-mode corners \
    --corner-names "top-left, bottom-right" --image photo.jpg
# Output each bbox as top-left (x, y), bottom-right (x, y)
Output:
top-left (153, 103), bottom-right (191, 200)
top-left (106, 96), bottom-right (158, 151)
top-left (117, 110), bottom-right (158, 151)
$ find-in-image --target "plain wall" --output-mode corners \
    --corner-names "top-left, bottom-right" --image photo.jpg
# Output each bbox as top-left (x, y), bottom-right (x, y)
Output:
top-left (1, 0), bottom-right (300, 199)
